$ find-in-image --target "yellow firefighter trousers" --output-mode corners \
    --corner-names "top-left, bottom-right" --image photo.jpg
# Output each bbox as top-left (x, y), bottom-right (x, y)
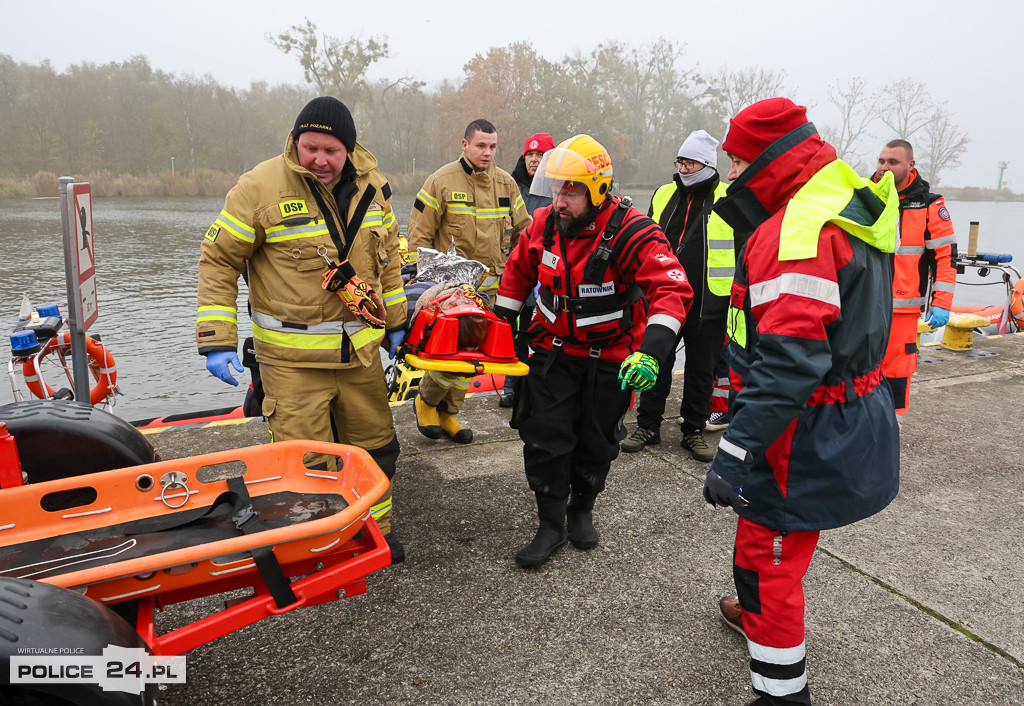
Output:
top-left (260, 358), bottom-right (397, 534)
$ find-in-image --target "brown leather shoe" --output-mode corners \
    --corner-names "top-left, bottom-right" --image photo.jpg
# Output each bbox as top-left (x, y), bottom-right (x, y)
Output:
top-left (719, 596), bottom-right (746, 638)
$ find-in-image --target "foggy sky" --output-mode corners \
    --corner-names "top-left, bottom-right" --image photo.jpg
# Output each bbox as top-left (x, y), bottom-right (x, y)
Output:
top-left (4, 0), bottom-right (1020, 188)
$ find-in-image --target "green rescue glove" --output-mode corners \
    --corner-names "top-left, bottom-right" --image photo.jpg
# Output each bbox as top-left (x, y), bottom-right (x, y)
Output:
top-left (618, 352), bottom-right (659, 391)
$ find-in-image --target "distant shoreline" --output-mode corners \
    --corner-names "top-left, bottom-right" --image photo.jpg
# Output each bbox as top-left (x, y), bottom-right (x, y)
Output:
top-left (2, 173), bottom-right (1021, 203)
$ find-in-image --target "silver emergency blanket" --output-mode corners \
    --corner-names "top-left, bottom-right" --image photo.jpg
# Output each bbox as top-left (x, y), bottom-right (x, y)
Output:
top-left (414, 245), bottom-right (488, 288)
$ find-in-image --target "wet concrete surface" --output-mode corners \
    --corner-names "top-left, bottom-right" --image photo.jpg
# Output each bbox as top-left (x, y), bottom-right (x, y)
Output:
top-left (144, 333), bottom-right (1024, 705)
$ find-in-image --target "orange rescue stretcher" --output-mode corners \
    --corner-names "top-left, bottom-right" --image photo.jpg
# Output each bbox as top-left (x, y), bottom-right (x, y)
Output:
top-left (0, 440), bottom-right (391, 656)
top-left (401, 294), bottom-right (529, 378)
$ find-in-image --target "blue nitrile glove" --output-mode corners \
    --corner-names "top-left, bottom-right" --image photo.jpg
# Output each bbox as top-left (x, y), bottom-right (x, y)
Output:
top-left (924, 306), bottom-right (950, 329)
top-left (206, 351), bottom-right (243, 386)
top-left (387, 329), bottom-right (406, 358)
top-left (618, 352), bottom-right (659, 391)
top-left (702, 465), bottom-right (749, 509)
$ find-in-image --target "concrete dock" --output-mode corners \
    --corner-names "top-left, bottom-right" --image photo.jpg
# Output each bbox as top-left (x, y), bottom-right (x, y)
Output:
top-left (149, 333), bottom-right (1024, 705)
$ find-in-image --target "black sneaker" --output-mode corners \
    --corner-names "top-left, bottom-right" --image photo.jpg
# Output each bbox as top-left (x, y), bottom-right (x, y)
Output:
top-left (681, 429), bottom-right (714, 462)
top-left (621, 426), bottom-right (660, 453)
top-left (705, 411), bottom-right (730, 431)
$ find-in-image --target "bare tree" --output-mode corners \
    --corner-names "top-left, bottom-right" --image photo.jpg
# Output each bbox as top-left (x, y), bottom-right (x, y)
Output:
top-left (713, 66), bottom-right (792, 117)
top-left (916, 107), bottom-right (970, 186)
top-left (877, 78), bottom-right (934, 139)
top-left (268, 19), bottom-right (389, 111)
top-left (820, 77), bottom-right (878, 171)
top-left (590, 39), bottom-right (706, 183)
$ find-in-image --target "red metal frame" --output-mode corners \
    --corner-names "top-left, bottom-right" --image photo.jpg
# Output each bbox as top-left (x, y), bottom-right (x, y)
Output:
top-left (134, 518), bottom-right (390, 656)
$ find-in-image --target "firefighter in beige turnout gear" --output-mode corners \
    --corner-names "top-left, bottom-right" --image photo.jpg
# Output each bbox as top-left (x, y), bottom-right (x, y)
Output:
top-left (196, 97), bottom-right (408, 561)
top-left (407, 119), bottom-right (531, 443)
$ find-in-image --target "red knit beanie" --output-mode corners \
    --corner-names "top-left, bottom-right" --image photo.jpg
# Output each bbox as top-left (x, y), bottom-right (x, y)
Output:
top-left (722, 97), bottom-right (808, 163)
top-left (523, 132), bottom-right (555, 157)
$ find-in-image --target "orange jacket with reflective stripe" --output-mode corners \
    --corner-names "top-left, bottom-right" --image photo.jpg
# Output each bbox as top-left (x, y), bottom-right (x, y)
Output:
top-left (888, 169), bottom-right (957, 313)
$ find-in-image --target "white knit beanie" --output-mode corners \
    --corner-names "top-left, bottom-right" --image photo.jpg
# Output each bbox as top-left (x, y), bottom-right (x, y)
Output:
top-left (677, 129), bottom-right (719, 168)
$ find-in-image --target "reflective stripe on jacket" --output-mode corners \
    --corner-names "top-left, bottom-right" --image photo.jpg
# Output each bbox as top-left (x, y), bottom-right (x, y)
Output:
top-left (407, 157), bottom-right (531, 278)
top-left (717, 140), bottom-right (899, 533)
top-left (196, 137), bottom-right (406, 369)
top-left (886, 170), bottom-right (957, 312)
top-left (496, 196), bottom-right (693, 363)
top-left (650, 179), bottom-right (735, 319)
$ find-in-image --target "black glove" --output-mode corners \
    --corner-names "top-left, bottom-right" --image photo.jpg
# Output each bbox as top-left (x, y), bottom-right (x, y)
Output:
top-left (493, 304), bottom-right (518, 323)
top-left (493, 305), bottom-right (520, 335)
top-left (702, 466), bottom-right (749, 509)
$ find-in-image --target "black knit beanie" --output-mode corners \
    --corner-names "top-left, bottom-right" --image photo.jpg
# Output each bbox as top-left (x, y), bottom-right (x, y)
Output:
top-left (293, 97), bottom-right (357, 151)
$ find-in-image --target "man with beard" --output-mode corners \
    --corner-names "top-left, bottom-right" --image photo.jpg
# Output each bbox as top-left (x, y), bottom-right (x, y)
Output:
top-left (873, 139), bottom-right (957, 425)
top-left (704, 98), bottom-right (901, 705)
top-left (620, 129), bottom-right (735, 460)
top-left (495, 134), bottom-right (693, 569)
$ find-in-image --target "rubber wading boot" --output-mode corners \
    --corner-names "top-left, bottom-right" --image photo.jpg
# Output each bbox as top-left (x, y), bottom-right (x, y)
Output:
top-left (438, 412), bottom-right (473, 444)
top-left (414, 394), bottom-right (443, 439)
top-left (385, 535), bottom-right (405, 564)
top-left (515, 495), bottom-right (568, 568)
top-left (566, 493), bottom-right (599, 549)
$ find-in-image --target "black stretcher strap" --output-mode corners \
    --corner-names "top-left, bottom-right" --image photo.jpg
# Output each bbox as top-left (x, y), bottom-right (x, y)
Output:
top-left (226, 476), bottom-right (298, 609)
top-left (123, 477), bottom-right (298, 609)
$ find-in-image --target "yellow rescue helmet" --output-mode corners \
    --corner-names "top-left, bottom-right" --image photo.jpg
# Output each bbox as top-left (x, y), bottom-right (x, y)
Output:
top-left (530, 134), bottom-right (613, 207)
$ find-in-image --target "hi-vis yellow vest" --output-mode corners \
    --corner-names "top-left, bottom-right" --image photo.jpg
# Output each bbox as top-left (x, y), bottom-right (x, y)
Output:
top-left (651, 181), bottom-right (734, 296)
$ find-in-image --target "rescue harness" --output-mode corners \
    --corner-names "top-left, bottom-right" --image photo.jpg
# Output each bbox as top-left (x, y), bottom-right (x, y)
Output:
top-left (537, 197), bottom-right (642, 338)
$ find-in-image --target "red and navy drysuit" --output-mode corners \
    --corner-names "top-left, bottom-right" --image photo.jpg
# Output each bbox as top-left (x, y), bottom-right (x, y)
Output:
top-left (496, 195), bottom-right (692, 500)
top-left (711, 125), bottom-right (901, 704)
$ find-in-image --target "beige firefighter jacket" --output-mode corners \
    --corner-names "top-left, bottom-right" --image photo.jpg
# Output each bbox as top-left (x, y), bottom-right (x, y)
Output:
top-left (196, 135), bottom-right (406, 369)
top-left (407, 156), bottom-right (531, 284)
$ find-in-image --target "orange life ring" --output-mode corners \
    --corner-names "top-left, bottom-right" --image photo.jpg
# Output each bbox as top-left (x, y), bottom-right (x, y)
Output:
top-left (1012, 279), bottom-right (1024, 327)
top-left (23, 332), bottom-right (117, 405)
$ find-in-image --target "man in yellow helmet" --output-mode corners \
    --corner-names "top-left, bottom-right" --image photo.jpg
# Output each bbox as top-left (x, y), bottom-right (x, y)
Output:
top-left (495, 134), bottom-right (693, 569)
top-left (407, 119), bottom-right (532, 443)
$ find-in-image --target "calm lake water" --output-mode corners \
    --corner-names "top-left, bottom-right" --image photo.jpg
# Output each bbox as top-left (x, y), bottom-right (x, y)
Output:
top-left (0, 194), bottom-right (1020, 421)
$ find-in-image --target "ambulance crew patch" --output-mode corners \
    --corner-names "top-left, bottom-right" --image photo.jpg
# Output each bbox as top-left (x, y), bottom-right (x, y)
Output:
top-left (204, 225), bottom-right (220, 242)
top-left (279, 200), bottom-right (309, 218)
top-left (667, 269), bottom-right (687, 282)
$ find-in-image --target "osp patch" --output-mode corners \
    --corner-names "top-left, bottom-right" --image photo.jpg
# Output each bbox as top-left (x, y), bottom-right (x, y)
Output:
top-left (279, 200), bottom-right (309, 218)
top-left (204, 225), bottom-right (220, 242)
top-left (938, 207), bottom-right (951, 221)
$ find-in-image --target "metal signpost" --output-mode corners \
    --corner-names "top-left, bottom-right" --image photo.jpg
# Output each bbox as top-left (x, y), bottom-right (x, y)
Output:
top-left (58, 176), bottom-right (98, 400)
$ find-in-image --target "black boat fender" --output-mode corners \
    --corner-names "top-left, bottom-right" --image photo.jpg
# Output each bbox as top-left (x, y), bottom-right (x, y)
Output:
top-left (0, 400), bottom-right (156, 487)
